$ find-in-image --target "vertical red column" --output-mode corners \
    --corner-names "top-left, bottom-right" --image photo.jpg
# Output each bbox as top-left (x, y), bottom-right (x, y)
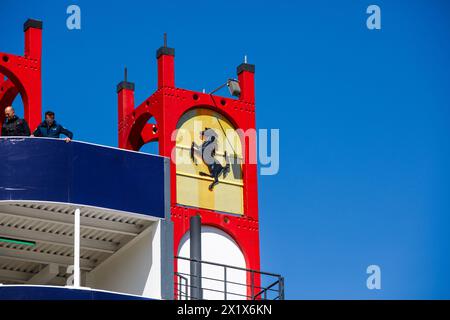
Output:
top-left (237, 63), bottom-right (255, 103)
top-left (24, 20), bottom-right (42, 58)
top-left (237, 63), bottom-right (261, 293)
top-left (157, 47), bottom-right (175, 89)
top-left (23, 19), bottom-right (42, 130)
top-left (155, 45), bottom-right (176, 205)
top-left (237, 63), bottom-right (258, 220)
top-left (117, 76), bottom-right (135, 149)
top-left (154, 44), bottom-right (179, 299)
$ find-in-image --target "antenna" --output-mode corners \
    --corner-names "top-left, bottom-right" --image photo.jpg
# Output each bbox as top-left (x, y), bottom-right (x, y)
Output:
top-left (124, 66), bottom-right (128, 82)
top-left (244, 55), bottom-right (248, 64)
top-left (164, 33), bottom-right (167, 48)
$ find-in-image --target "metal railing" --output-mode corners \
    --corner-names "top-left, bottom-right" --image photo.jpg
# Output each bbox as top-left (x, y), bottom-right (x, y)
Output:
top-left (174, 256), bottom-right (284, 300)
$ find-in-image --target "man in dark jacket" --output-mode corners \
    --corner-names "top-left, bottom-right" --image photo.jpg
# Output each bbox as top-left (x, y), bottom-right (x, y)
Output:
top-left (32, 110), bottom-right (73, 142)
top-left (1, 106), bottom-right (31, 136)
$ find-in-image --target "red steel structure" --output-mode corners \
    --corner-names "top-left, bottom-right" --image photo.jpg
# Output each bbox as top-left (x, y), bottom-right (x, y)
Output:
top-left (0, 18), bottom-right (262, 298)
top-left (116, 44), bottom-right (261, 296)
top-left (0, 19), bottom-right (42, 131)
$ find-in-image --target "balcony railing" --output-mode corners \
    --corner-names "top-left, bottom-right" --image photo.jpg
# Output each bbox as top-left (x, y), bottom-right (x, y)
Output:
top-left (174, 256), bottom-right (284, 300)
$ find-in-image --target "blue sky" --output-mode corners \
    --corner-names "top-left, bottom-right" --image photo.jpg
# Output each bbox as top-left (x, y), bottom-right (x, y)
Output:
top-left (2, 0), bottom-right (450, 299)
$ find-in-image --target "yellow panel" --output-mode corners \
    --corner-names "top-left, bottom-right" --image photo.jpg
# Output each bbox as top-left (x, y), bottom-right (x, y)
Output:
top-left (175, 108), bottom-right (243, 215)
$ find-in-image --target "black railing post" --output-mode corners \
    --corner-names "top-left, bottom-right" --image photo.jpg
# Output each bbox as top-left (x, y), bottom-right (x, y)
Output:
top-left (251, 271), bottom-right (255, 300)
top-left (175, 273), bottom-right (189, 300)
top-left (224, 266), bottom-right (227, 300)
top-left (190, 215), bottom-right (202, 300)
top-left (279, 276), bottom-right (285, 300)
top-left (178, 275), bottom-right (181, 300)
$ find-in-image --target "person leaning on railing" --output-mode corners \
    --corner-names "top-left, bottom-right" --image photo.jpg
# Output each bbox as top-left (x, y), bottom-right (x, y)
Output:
top-left (31, 110), bottom-right (73, 143)
top-left (1, 106), bottom-right (31, 137)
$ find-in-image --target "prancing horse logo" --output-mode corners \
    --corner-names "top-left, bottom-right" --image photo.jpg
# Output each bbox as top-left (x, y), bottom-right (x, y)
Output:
top-left (190, 128), bottom-right (230, 191)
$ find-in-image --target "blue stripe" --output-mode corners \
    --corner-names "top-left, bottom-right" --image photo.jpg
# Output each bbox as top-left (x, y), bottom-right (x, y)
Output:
top-left (0, 286), bottom-right (151, 300)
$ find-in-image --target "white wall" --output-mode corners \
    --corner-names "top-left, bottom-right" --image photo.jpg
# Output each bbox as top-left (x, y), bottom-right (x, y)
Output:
top-left (87, 221), bottom-right (163, 299)
top-left (177, 226), bottom-right (247, 300)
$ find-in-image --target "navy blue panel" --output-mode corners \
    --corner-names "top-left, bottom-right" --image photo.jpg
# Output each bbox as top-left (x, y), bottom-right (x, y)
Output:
top-left (0, 286), bottom-right (151, 300)
top-left (0, 138), bottom-right (166, 218)
top-left (0, 138), bottom-right (70, 202)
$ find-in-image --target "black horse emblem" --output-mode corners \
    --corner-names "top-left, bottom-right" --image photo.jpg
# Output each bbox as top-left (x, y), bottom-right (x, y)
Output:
top-left (190, 128), bottom-right (230, 191)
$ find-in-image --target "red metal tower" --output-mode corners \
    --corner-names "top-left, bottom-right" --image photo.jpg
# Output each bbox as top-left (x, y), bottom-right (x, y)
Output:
top-left (117, 43), bottom-right (261, 296)
top-left (0, 19), bottom-right (42, 131)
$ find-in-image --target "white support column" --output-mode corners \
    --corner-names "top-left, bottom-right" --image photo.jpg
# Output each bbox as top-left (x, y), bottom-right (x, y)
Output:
top-left (74, 208), bottom-right (81, 288)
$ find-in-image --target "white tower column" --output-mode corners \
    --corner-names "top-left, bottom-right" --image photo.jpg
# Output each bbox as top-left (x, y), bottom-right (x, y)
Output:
top-left (74, 208), bottom-right (81, 288)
